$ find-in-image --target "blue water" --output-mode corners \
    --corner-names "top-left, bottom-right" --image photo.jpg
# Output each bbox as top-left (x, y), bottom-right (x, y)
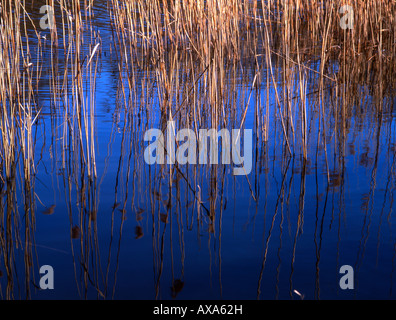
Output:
top-left (0, 1), bottom-right (395, 300)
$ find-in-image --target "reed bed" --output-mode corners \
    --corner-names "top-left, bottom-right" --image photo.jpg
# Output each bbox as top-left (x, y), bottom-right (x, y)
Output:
top-left (0, 0), bottom-right (395, 299)
top-left (0, 0), bottom-right (102, 298)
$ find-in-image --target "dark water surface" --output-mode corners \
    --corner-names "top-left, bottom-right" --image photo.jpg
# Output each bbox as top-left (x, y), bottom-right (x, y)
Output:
top-left (1, 1), bottom-right (396, 300)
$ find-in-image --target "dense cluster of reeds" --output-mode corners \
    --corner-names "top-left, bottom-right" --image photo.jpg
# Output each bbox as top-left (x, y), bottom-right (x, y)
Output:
top-left (107, 0), bottom-right (396, 298)
top-left (109, 0), bottom-right (395, 183)
top-left (0, 0), bottom-right (102, 298)
top-left (0, 0), bottom-right (395, 299)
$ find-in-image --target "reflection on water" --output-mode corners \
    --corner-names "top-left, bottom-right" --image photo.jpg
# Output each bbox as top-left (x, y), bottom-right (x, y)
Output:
top-left (0, 0), bottom-right (395, 299)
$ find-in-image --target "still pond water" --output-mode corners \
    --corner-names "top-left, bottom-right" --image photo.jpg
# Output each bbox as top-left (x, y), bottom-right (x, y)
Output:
top-left (1, 1), bottom-right (395, 300)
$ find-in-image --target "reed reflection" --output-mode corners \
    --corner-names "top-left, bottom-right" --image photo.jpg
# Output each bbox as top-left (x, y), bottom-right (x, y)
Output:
top-left (0, 0), bottom-right (396, 300)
